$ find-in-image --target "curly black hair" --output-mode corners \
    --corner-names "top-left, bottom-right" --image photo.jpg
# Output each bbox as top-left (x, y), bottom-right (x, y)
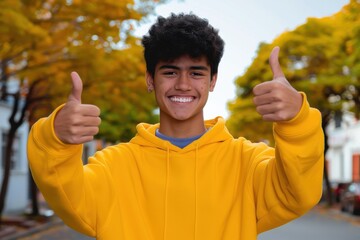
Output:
top-left (141, 13), bottom-right (225, 77)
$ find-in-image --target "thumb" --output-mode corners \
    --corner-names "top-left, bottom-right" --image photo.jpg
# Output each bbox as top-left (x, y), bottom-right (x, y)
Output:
top-left (69, 71), bottom-right (83, 103)
top-left (269, 46), bottom-right (285, 79)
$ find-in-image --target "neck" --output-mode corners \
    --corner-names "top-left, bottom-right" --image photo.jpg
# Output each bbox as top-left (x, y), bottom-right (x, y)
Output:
top-left (159, 116), bottom-right (206, 138)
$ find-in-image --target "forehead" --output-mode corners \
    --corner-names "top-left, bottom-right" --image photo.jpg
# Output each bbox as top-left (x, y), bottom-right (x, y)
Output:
top-left (156, 55), bottom-right (210, 69)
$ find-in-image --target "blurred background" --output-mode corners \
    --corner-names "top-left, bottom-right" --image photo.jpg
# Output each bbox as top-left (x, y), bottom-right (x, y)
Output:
top-left (0, 0), bottom-right (360, 239)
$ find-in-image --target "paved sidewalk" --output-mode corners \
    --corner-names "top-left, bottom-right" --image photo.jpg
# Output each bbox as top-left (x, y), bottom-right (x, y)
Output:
top-left (2, 217), bottom-right (94, 240)
top-left (15, 224), bottom-right (94, 240)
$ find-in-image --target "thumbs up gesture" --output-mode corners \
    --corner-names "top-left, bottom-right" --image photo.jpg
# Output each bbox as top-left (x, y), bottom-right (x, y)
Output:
top-left (253, 47), bottom-right (302, 122)
top-left (54, 72), bottom-right (101, 144)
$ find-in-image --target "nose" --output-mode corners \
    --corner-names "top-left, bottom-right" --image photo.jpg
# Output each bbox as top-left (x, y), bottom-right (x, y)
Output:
top-left (175, 73), bottom-right (192, 91)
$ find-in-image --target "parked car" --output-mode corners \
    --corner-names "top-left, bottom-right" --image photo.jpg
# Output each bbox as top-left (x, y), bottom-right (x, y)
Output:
top-left (334, 183), bottom-right (350, 203)
top-left (340, 182), bottom-right (360, 215)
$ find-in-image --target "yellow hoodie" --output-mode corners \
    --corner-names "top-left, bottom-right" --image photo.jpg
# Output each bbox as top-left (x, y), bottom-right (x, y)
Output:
top-left (27, 96), bottom-right (324, 240)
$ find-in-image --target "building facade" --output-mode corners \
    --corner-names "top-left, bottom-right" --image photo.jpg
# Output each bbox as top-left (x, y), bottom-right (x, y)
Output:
top-left (326, 113), bottom-right (360, 184)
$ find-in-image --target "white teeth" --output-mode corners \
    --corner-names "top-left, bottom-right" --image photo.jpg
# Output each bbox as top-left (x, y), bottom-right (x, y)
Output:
top-left (170, 96), bottom-right (193, 103)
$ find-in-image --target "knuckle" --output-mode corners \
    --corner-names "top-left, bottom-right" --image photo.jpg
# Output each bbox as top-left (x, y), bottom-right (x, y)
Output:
top-left (70, 118), bottom-right (80, 125)
top-left (270, 96), bottom-right (278, 102)
top-left (69, 127), bottom-right (79, 135)
top-left (276, 101), bottom-right (284, 109)
top-left (68, 136), bottom-right (78, 144)
top-left (72, 104), bottom-right (82, 113)
top-left (278, 112), bottom-right (289, 121)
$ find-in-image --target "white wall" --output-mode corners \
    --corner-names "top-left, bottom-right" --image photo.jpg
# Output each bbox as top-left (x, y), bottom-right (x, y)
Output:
top-left (326, 114), bottom-right (360, 183)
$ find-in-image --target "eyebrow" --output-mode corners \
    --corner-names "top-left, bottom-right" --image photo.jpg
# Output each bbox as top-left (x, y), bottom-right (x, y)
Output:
top-left (158, 65), bottom-right (209, 71)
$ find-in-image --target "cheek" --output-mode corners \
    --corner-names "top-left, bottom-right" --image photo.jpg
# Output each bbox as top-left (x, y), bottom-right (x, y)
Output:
top-left (200, 81), bottom-right (210, 91)
top-left (154, 82), bottom-right (167, 92)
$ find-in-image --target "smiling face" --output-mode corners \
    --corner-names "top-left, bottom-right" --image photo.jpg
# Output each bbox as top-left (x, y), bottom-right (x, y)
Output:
top-left (146, 55), bottom-right (217, 135)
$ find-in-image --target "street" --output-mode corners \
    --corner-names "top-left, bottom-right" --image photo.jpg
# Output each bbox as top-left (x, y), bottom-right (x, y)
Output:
top-left (259, 208), bottom-right (360, 240)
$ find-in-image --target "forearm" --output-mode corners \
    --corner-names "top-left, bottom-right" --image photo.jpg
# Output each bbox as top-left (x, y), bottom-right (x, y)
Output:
top-left (272, 97), bottom-right (324, 209)
top-left (254, 94), bottom-right (324, 232)
top-left (27, 106), bottom-right (96, 236)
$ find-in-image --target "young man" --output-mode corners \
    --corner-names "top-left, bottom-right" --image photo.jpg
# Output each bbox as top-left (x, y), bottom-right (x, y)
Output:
top-left (27, 13), bottom-right (324, 240)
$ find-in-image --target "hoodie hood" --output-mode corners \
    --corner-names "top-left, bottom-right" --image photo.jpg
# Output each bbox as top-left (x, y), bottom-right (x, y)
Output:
top-left (130, 116), bottom-right (233, 152)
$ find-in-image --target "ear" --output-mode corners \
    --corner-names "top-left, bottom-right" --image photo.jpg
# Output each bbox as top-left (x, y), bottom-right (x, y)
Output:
top-left (146, 72), bottom-right (154, 92)
top-left (209, 74), bottom-right (218, 92)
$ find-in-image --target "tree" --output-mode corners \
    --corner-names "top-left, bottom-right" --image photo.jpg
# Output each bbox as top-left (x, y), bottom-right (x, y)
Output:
top-left (227, 0), bottom-right (360, 205)
top-left (0, 0), bottom-right (165, 224)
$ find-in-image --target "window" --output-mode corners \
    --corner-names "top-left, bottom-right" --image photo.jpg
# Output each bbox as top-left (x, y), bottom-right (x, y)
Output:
top-left (1, 132), bottom-right (20, 171)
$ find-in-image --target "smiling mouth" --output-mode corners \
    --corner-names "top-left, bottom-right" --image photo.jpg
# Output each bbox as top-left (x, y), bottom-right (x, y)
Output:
top-left (169, 96), bottom-right (195, 103)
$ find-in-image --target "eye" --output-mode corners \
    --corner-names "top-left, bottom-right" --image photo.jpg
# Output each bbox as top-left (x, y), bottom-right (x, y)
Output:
top-left (191, 71), bottom-right (205, 77)
top-left (163, 71), bottom-right (176, 76)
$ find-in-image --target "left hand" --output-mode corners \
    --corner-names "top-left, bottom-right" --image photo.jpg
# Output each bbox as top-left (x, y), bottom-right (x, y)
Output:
top-left (252, 46), bottom-right (302, 122)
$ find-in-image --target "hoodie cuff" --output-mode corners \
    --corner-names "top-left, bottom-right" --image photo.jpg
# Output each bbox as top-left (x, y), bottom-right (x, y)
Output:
top-left (273, 92), bottom-right (321, 138)
top-left (33, 104), bottom-right (81, 153)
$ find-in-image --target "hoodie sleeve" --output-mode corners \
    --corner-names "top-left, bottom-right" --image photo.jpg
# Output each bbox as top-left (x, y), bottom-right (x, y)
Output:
top-left (252, 93), bottom-right (324, 233)
top-left (27, 105), bottom-right (114, 237)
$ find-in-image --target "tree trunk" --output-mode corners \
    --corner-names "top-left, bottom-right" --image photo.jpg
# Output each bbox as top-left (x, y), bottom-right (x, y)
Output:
top-left (0, 128), bottom-right (16, 226)
top-left (28, 170), bottom-right (39, 216)
top-left (0, 91), bottom-right (28, 226)
top-left (323, 158), bottom-right (333, 206)
top-left (322, 111), bottom-right (333, 206)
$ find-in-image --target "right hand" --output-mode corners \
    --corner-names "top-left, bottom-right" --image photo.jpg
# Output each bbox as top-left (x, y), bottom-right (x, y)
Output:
top-left (252, 47), bottom-right (302, 122)
top-left (54, 72), bottom-right (101, 144)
